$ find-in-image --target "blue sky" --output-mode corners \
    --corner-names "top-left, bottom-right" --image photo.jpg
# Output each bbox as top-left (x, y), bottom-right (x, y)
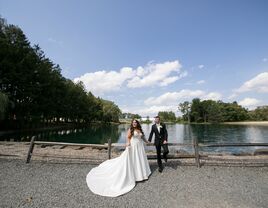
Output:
top-left (1, 0), bottom-right (268, 116)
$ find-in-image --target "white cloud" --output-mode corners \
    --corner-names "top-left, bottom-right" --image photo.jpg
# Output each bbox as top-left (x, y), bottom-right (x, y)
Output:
top-left (262, 58), bottom-right (267, 62)
top-left (198, 64), bottom-right (204, 69)
top-left (202, 92), bottom-right (222, 100)
top-left (123, 89), bottom-right (222, 116)
top-left (73, 67), bottom-right (135, 95)
top-left (160, 76), bottom-right (179, 86)
top-left (127, 60), bottom-right (186, 88)
top-left (196, 80), bottom-right (205, 84)
top-left (48, 37), bottom-right (63, 45)
top-left (235, 72), bottom-right (268, 93)
top-left (144, 89), bottom-right (222, 106)
top-left (238, 97), bottom-right (262, 109)
top-left (74, 60), bottom-right (187, 95)
top-left (121, 105), bottom-right (177, 117)
top-left (228, 93), bottom-right (238, 100)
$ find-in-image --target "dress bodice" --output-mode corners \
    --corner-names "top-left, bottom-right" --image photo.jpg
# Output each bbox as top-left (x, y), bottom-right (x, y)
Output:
top-left (132, 130), bottom-right (142, 139)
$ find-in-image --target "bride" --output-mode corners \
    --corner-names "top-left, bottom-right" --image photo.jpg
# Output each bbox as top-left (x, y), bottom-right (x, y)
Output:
top-left (86, 119), bottom-right (151, 197)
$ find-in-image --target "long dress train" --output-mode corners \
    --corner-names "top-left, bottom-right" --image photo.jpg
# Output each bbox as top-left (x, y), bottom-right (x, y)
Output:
top-left (86, 130), bottom-right (151, 197)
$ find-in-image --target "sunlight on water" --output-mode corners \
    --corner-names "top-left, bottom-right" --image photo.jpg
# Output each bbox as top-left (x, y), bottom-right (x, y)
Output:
top-left (1, 123), bottom-right (267, 153)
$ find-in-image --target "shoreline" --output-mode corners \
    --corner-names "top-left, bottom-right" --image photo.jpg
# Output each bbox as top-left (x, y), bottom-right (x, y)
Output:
top-left (0, 121), bottom-right (121, 133)
top-left (1, 121), bottom-right (267, 134)
top-left (223, 121), bottom-right (268, 126)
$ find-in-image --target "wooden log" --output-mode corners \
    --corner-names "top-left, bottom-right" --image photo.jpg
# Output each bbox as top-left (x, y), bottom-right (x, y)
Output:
top-left (147, 154), bottom-right (199, 159)
top-left (193, 137), bottom-right (200, 168)
top-left (201, 162), bottom-right (268, 167)
top-left (34, 141), bottom-right (107, 149)
top-left (32, 153), bottom-right (102, 160)
top-left (199, 143), bottom-right (268, 147)
top-left (155, 142), bottom-right (193, 146)
top-left (254, 148), bottom-right (268, 155)
top-left (104, 142), bottom-right (193, 147)
top-left (60, 145), bottom-right (68, 149)
top-left (26, 136), bottom-right (36, 163)
top-left (31, 153), bottom-right (199, 160)
top-left (30, 141), bottom-right (268, 148)
top-left (108, 138), bottom-right (112, 159)
top-left (200, 156), bottom-right (268, 163)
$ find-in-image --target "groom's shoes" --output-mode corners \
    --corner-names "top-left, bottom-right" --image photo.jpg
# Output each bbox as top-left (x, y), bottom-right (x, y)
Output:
top-left (164, 153), bottom-right (169, 163)
top-left (158, 166), bottom-right (163, 173)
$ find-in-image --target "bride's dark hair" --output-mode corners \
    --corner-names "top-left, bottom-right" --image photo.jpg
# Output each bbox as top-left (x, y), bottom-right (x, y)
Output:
top-left (130, 119), bottom-right (144, 137)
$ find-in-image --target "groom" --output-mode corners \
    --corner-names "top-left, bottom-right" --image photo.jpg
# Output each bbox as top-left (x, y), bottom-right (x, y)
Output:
top-left (148, 115), bottom-right (169, 172)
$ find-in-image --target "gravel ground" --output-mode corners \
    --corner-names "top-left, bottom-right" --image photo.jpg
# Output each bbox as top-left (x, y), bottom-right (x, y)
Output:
top-left (0, 158), bottom-right (267, 208)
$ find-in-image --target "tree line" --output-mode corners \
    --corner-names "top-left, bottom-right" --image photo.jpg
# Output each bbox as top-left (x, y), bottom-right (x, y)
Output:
top-left (179, 98), bottom-right (268, 123)
top-left (0, 17), bottom-right (121, 130)
top-left (158, 111), bottom-right (176, 122)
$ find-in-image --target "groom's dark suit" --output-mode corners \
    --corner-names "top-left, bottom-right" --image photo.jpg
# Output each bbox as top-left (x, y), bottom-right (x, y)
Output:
top-left (148, 122), bottom-right (169, 169)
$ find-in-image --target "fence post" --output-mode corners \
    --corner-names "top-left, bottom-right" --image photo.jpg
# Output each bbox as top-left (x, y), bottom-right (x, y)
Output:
top-left (26, 136), bottom-right (36, 163)
top-left (193, 136), bottom-right (200, 168)
top-left (108, 138), bottom-right (112, 159)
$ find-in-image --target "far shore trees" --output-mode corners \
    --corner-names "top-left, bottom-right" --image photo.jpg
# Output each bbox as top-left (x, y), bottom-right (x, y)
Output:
top-left (158, 111), bottom-right (176, 122)
top-left (178, 98), bottom-right (267, 123)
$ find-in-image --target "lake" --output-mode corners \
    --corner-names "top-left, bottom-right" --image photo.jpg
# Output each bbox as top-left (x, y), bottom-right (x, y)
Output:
top-left (1, 123), bottom-right (267, 154)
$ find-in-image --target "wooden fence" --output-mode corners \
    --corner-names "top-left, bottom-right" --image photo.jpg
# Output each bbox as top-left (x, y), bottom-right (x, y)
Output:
top-left (26, 136), bottom-right (268, 167)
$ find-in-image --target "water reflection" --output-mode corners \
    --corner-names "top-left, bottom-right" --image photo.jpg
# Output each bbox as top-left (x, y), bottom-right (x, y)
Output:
top-left (0, 124), bottom-right (120, 144)
top-left (0, 123), bottom-right (267, 153)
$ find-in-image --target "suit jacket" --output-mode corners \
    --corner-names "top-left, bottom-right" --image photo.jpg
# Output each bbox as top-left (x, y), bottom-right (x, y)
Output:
top-left (148, 122), bottom-right (168, 145)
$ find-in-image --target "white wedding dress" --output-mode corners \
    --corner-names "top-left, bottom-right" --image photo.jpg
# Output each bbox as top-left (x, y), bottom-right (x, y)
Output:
top-left (86, 130), bottom-right (151, 197)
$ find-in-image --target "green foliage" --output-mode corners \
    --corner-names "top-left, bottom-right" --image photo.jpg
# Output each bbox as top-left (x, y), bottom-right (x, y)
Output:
top-left (0, 17), bottom-right (121, 129)
top-left (220, 101), bottom-right (249, 121)
top-left (178, 101), bottom-right (191, 123)
top-left (121, 113), bottom-right (141, 120)
top-left (248, 106), bottom-right (268, 121)
top-left (142, 115), bottom-right (152, 123)
top-left (100, 99), bottom-right (121, 122)
top-left (179, 99), bottom-right (250, 123)
top-left (158, 111), bottom-right (176, 122)
top-left (0, 91), bottom-right (9, 119)
top-left (190, 98), bottom-right (203, 122)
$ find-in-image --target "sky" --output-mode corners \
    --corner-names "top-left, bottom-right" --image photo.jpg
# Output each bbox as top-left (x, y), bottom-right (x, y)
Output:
top-left (1, 0), bottom-right (268, 116)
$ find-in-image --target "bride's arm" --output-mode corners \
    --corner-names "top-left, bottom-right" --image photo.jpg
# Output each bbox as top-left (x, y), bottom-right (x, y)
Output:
top-left (126, 129), bottom-right (131, 147)
top-left (141, 134), bottom-right (149, 144)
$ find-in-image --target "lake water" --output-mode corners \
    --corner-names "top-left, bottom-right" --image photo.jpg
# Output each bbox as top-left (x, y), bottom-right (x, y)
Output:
top-left (1, 123), bottom-right (267, 154)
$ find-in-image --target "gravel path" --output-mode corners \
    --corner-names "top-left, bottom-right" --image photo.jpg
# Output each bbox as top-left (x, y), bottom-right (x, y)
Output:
top-left (0, 158), bottom-right (267, 208)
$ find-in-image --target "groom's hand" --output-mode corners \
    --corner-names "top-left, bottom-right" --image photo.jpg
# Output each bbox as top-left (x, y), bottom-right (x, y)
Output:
top-left (163, 140), bottom-right (167, 144)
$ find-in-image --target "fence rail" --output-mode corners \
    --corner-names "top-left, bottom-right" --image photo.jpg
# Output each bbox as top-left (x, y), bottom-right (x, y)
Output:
top-left (199, 143), bottom-right (268, 147)
top-left (25, 136), bottom-right (268, 167)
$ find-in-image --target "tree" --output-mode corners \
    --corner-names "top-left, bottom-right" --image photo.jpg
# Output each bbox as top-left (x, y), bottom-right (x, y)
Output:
top-left (101, 99), bottom-right (121, 122)
top-left (121, 113), bottom-right (141, 120)
top-left (249, 106), bottom-right (268, 121)
top-left (158, 111), bottom-right (176, 122)
top-left (190, 98), bottom-right (203, 122)
top-left (206, 101), bottom-right (223, 123)
top-left (0, 92), bottom-right (8, 120)
top-left (0, 16), bottom-right (122, 129)
top-left (177, 98), bottom-right (249, 123)
top-left (178, 101), bottom-right (191, 123)
top-left (220, 101), bottom-right (248, 121)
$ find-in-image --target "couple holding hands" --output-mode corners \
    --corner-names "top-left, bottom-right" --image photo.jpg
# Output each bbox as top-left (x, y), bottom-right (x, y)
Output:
top-left (86, 115), bottom-right (169, 197)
